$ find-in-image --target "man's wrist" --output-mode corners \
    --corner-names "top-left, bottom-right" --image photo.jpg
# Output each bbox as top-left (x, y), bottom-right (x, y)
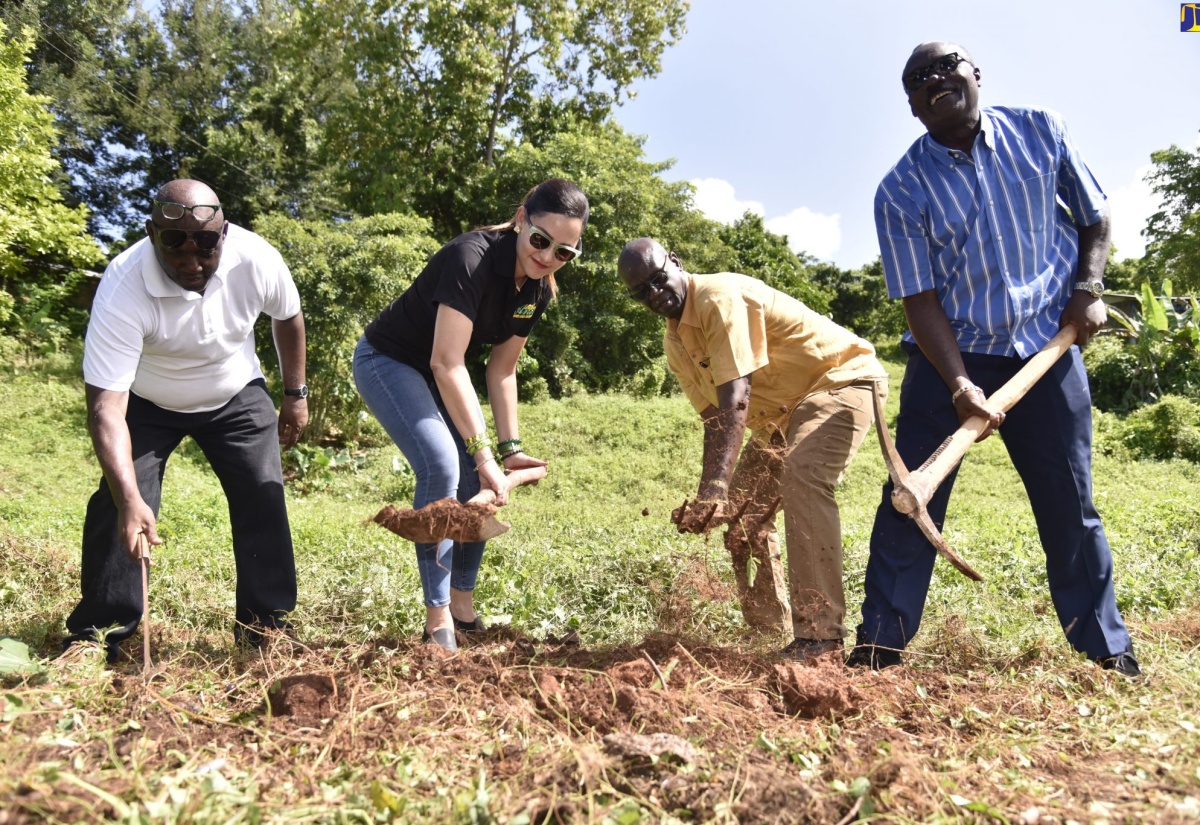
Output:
top-left (1073, 279), bottom-right (1104, 299)
top-left (284, 383), bottom-right (309, 398)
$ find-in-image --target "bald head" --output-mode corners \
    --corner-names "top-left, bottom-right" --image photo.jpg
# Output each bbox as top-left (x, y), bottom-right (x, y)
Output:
top-left (617, 238), bottom-right (667, 286)
top-left (617, 237), bottom-right (687, 319)
top-left (908, 41), bottom-right (972, 64)
top-left (151, 179), bottom-right (222, 225)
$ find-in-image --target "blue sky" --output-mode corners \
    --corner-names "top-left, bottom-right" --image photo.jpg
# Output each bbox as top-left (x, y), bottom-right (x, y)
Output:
top-left (615, 0), bottom-right (1200, 270)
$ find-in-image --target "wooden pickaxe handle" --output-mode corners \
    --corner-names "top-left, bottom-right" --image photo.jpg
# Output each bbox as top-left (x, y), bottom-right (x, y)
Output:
top-left (891, 324), bottom-right (1078, 518)
top-left (137, 533), bottom-right (152, 674)
top-left (463, 465), bottom-right (548, 506)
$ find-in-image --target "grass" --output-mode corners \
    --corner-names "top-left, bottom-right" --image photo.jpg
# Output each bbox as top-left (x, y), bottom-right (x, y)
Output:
top-left (1, 352), bottom-right (1199, 823)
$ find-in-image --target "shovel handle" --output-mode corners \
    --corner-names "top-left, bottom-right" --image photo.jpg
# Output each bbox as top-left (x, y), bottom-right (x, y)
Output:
top-left (466, 465), bottom-right (548, 506)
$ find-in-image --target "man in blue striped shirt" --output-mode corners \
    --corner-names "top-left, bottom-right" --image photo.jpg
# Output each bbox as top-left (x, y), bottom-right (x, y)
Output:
top-left (849, 41), bottom-right (1140, 676)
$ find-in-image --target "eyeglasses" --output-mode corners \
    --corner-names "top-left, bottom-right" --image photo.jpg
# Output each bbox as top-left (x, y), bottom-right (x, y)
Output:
top-left (153, 198), bottom-right (222, 222)
top-left (526, 221), bottom-right (582, 263)
top-left (902, 53), bottom-right (970, 92)
top-left (151, 220), bottom-right (227, 251)
top-left (628, 265), bottom-right (670, 302)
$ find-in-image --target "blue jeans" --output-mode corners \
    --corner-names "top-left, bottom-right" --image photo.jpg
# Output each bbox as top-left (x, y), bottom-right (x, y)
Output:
top-left (858, 343), bottom-right (1131, 660)
top-left (353, 336), bottom-right (486, 607)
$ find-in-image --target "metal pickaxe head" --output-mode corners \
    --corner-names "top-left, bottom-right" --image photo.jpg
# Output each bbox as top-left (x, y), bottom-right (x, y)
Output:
top-left (872, 382), bottom-right (983, 581)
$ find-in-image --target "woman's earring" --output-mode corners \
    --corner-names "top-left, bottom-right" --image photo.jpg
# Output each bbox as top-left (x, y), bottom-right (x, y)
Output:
top-left (514, 225), bottom-right (521, 234)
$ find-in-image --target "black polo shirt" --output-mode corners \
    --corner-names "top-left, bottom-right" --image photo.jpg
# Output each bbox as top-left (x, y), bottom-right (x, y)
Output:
top-left (364, 229), bottom-right (550, 380)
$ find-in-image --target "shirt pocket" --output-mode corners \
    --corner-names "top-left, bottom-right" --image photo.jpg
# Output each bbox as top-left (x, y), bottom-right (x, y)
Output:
top-left (1008, 172), bottom-right (1056, 234)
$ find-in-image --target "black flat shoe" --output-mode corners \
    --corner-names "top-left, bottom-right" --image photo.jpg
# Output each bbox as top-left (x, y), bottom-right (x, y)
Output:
top-left (1096, 649), bottom-right (1142, 677)
top-left (453, 615), bottom-right (487, 633)
top-left (421, 627), bottom-right (458, 652)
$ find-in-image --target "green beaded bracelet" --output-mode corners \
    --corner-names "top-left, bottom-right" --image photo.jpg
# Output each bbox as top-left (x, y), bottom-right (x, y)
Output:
top-left (464, 433), bottom-right (492, 456)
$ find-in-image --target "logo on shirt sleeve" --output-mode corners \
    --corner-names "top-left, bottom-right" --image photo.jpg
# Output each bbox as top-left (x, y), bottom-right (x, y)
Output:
top-left (513, 303), bottom-right (537, 319)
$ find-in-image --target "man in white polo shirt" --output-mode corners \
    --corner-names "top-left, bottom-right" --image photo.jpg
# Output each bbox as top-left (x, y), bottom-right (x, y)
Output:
top-left (64, 179), bottom-right (308, 662)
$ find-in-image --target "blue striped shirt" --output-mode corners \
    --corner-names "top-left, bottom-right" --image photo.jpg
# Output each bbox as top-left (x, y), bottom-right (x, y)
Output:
top-left (875, 106), bottom-right (1107, 357)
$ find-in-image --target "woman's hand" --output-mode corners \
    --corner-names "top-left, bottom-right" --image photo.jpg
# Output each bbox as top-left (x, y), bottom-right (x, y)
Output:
top-left (476, 457), bottom-right (511, 506)
top-left (501, 451), bottom-right (549, 472)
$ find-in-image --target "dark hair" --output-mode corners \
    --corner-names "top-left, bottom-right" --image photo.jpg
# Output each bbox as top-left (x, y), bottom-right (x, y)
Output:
top-left (478, 178), bottom-right (589, 298)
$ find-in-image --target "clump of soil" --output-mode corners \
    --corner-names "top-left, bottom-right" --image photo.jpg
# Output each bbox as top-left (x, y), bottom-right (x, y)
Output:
top-left (373, 498), bottom-right (499, 542)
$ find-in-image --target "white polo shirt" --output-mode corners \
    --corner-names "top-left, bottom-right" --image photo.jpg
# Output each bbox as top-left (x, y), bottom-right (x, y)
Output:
top-left (83, 223), bottom-right (301, 413)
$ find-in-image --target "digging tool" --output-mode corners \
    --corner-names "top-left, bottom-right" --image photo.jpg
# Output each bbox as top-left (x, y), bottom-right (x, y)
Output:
top-left (136, 532), bottom-right (152, 674)
top-left (372, 465), bottom-right (548, 543)
top-left (874, 324), bottom-right (1079, 581)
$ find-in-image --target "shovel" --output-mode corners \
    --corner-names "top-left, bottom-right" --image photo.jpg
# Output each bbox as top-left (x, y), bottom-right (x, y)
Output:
top-left (372, 465), bottom-right (548, 543)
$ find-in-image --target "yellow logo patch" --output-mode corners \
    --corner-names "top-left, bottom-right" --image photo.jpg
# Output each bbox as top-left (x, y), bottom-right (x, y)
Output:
top-left (513, 303), bottom-right (536, 319)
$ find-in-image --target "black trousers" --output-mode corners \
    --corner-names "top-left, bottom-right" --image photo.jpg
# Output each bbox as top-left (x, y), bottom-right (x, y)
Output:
top-left (65, 379), bottom-right (296, 655)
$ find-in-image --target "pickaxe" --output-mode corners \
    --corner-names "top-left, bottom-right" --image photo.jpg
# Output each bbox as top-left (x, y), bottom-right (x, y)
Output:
top-left (873, 324), bottom-right (1078, 581)
top-left (372, 465), bottom-right (547, 543)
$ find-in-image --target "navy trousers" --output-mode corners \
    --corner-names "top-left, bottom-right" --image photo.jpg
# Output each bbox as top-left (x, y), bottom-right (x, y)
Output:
top-left (858, 343), bottom-right (1131, 660)
top-left (65, 379), bottom-right (296, 657)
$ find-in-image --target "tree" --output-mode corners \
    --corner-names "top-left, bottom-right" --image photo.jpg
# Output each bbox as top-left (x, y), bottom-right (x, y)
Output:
top-left (485, 119), bottom-right (730, 394)
top-left (298, 0), bottom-right (688, 235)
top-left (252, 212), bottom-right (440, 439)
top-left (811, 258), bottom-right (907, 343)
top-left (716, 212), bottom-right (832, 313)
top-left (0, 20), bottom-right (103, 354)
top-left (1144, 142), bottom-right (1200, 295)
top-left (6, 0), bottom-right (347, 241)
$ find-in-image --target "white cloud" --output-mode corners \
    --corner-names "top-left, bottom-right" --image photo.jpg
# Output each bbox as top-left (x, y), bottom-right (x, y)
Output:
top-left (1106, 164), bottom-right (1160, 261)
top-left (690, 177), bottom-right (765, 224)
top-left (765, 208), bottom-right (842, 261)
top-left (689, 177), bottom-right (842, 261)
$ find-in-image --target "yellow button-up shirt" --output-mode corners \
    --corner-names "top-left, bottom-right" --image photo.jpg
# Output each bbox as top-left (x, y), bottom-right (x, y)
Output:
top-left (665, 273), bottom-right (886, 436)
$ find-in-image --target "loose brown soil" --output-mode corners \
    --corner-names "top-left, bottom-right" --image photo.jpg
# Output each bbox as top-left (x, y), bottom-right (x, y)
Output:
top-left (3, 624), bottom-right (1194, 824)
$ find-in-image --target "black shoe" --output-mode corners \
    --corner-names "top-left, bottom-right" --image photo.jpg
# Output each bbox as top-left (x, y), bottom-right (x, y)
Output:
top-left (61, 636), bottom-right (120, 664)
top-left (1096, 649), bottom-right (1142, 677)
top-left (452, 615), bottom-right (487, 633)
top-left (783, 638), bottom-right (843, 661)
top-left (845, 644), bottom-right (902, 670)
top-left (421, 627), bottom-right (458, 652)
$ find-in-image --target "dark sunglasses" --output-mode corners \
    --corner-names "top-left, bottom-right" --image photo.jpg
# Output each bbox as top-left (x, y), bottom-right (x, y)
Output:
top-left (902, 53), bottom-right (970, 92)
top-left (526, 221), bottom-right (582, 263)
top-left (151, 220), bottom-right (227, 251)
top-left (153, 198), bottom-right (222, 222)
top-left (628, 265), bottom-right (670, 302)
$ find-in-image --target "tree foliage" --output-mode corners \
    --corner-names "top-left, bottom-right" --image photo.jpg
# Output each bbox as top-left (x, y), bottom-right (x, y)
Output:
top-left (252, 212), bottom-right (441, 441)
top-left (1144, 143), bottom-right (1200, 295)
top-left (716, 212), bottom-right (831, 313)
top-left (298, 0), bottom-right (687, 235)
top-left (0, 20), bottom-right (103, 354)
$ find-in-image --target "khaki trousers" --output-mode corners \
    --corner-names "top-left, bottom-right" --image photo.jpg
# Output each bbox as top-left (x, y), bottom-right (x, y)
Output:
top-left (725, 381), bottom-right (881, 638)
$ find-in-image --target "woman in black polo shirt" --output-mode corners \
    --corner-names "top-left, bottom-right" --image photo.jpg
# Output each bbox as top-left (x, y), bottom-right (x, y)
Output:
top-left (353, 179), bottom-right (588, 651)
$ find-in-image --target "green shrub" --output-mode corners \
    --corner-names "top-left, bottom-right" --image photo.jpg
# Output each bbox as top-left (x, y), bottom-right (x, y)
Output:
top-left (253, 213), bottom-right (440, 443)
top-left (1119, 395), bottom-right (1200, 462)
top-left (1084, 334), bottom-right (1145, 412)
top-left (1085, 285), bottom-right (1199, 412)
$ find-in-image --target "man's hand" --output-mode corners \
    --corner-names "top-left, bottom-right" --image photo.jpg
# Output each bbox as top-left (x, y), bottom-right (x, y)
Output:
top-left (117, 499), bottom-right (162, 561)
top-left (670, 496), bottom-right (751, 534)
top-left (1059, 291), bottom-right (1107, 348)
top-left (278, 396), bottom-right (309, 448)
top-left (951, 384), bottom-right (1005, 442)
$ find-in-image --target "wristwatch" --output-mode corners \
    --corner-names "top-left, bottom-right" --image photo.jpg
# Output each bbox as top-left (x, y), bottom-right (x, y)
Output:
top-left (284, 384), bottom-right (309, 398)
top-left (1074, 280), bottom-right (1105, 299)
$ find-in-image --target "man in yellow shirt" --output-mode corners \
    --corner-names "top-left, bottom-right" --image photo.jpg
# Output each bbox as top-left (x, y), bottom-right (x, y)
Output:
top-left (618, 238), bottom-right (888, 659)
